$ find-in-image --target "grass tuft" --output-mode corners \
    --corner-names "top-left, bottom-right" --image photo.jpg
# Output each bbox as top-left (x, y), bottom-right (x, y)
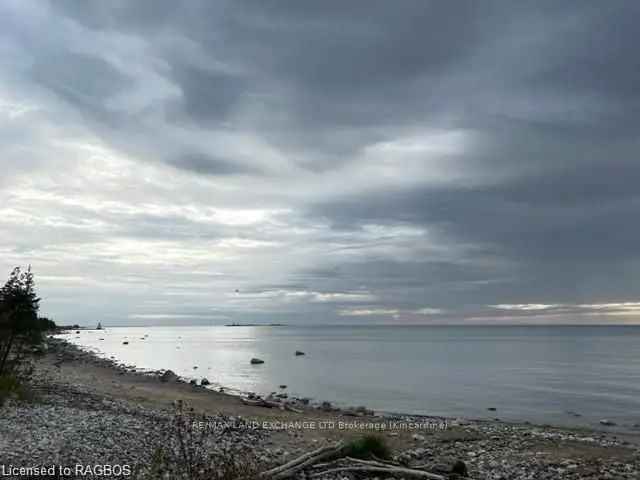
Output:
top-left (139, 401), bottom-right (265, 480)
top-left (344, 434), bottom-right (391, 460)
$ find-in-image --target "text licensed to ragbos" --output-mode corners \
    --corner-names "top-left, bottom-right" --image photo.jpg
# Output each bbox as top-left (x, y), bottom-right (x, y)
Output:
top-left (0, 464), bottom-right (131, 477)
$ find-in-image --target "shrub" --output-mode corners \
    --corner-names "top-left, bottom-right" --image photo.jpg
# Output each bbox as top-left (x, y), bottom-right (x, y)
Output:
top-left (0, 374), bottom-right (24, 406)
top-left (344, 434), bottom-right (391, 460)
top-left (138, 401), bottom-right (264, 480)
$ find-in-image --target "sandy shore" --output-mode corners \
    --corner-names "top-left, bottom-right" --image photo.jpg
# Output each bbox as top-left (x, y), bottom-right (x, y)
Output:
top-left (1, 337), bottom-right (639, 479)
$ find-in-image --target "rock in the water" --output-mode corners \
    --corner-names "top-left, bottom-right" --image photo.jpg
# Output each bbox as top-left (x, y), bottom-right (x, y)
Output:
top-left (250, 358), bottom-right (265, 364)
top-left (189, 379), bottom-right (198, 385)
top-left (193, 366), bottom-right (198, 369)
top-left (279, 384), bottom-right (287, 389)
top-left (160, 370), bottom-right (178, 383)
top-left (487, 407), bottom-right (497, 411)
top-left (201, 378), bottom-right (210, 386)
top-left (122, 341), bottom-right (129, 345)
top-left (295, 350), bottom-right (305, 356)
top-left (600, 419), bottom-right (617, 426)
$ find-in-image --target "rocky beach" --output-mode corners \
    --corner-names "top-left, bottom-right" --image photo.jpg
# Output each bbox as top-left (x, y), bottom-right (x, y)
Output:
top-left (3, 1), bottom-right (640, 478)
top-left (0, 336), bottom-right (639, 479)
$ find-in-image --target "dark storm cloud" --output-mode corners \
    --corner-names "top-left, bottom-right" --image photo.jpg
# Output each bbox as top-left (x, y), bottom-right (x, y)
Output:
top-left (308, 170), bottom-right (640, 307)
top-left (55, 0), bottom-right (181, 32)
top-left (42, 1), bottom-right (504, 168)
top-left (167, 63), bottom-right (249, 125)
top-left (2, 0), bottom-right (640, 324)
top-left (310, 158), bottom-right (640, 261)
top-left (236, 1), bottom-right (485, 88)
top-left (44, 1), bottom-right (640, 169)
top-left (31, 52), bottom-right (132, 102)
top-left (30, 51), bottom-right (134, 127)
top-left (169, 153), bottom-right (256, 176)
top-left (530, 3), bottom-right (640, 100)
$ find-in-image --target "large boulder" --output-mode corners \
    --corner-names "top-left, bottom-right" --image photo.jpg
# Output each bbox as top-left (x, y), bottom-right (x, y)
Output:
top-left (160, 370), bottom-right (179, 383)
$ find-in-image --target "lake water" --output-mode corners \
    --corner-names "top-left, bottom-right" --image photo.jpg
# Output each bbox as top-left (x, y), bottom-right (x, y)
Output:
top-left (59, 325), bottom-right (640, 432)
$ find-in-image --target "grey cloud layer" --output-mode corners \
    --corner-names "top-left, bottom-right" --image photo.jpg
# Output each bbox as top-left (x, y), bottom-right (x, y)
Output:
top-left (0, 0), bottom-right (638, 324)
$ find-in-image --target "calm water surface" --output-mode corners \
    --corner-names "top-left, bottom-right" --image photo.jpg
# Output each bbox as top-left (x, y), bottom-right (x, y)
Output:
top-left (59, 325), bottom-right (640, 431)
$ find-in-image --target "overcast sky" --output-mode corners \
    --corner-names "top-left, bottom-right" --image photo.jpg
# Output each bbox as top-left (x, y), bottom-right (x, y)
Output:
top-left (1, 1), bottom-right (639, 326)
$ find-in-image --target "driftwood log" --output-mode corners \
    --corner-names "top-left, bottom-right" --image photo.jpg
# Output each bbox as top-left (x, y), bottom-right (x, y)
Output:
top-left (308, 466), bottom-right (445, 480)
top-left (258, 442), bottom-right (448, 480)
top-left (241, 397), bottom-right (303, 413)
top-left (260, 442), bottom-right (345, 479)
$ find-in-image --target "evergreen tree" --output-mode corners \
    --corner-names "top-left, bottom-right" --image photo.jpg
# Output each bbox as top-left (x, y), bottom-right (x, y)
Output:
top-left (0, 266), bottom-right (43, 374)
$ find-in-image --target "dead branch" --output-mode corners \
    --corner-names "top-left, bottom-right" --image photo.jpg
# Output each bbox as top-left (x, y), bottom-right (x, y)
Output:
top-left (308, 466), bottom-right (446, 480)
top-left (260, 442), bottom-right (345, 479)
top-left (240, 397), bottom-right (303, 413)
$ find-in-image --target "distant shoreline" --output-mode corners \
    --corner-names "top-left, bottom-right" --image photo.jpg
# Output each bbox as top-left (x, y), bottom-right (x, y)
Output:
top-left (58, 323), bottom-right (640, 329)
top-left (224, 323), bottom-right (287, 327)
